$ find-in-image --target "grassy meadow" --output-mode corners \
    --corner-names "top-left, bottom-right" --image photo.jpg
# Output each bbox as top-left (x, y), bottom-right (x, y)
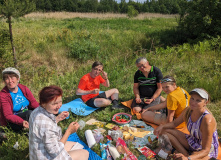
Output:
top-left (0, 12), bottom-right (220, 159)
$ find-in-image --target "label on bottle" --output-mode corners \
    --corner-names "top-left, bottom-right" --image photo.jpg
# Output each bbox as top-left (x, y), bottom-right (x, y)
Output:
top-left (158, 149), bottom-right (168, 159)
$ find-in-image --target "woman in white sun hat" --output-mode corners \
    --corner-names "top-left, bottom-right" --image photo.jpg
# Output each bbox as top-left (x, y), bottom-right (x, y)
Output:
top-left (0, 67), bottom-right (39, 132)
top-left (154, 88), bottom-right (219, 160)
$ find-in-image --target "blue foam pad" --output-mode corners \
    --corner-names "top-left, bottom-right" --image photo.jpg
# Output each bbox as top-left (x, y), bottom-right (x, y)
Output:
top-left (67, 133), bottom-right (102, 160)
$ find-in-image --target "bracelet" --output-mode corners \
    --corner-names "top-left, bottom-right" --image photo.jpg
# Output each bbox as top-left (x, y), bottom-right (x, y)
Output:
top-left (104, 78), bottom-right (108, 80)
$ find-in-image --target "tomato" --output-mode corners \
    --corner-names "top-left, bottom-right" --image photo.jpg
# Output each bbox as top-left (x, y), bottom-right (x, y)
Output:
top-left (121, 119), bottom-right (127, 122)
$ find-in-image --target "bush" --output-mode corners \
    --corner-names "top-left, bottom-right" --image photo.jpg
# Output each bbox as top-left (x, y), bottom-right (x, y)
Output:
top-left (127, 5), bottom-right (139, 18)
top-left (67, 40), bottom-right (100, 61)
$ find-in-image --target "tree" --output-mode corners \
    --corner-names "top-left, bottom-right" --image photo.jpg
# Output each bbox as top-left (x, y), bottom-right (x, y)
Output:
top-left (0, 0), bottom-right (35, 67)
top-left (178, 0), bottom-right (221, 41)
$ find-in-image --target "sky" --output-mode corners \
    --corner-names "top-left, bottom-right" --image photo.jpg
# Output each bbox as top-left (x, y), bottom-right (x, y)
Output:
top-left (115, 0), bottom-right (147, 3)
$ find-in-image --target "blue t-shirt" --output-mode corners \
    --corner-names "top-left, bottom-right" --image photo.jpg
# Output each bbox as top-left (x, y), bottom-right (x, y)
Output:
top-left (10, 87), bottom-right (30, 113)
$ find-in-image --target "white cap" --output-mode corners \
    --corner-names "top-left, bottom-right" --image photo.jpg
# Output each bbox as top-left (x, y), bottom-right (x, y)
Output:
top-left (189, 88), bottom-right (209, 100)
top-left (2, 67), bottom-right (20, 79)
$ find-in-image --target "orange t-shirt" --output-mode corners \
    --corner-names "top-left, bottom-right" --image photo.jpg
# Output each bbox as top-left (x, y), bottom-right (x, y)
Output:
top-left (78, 73), bottom-right (105, 102)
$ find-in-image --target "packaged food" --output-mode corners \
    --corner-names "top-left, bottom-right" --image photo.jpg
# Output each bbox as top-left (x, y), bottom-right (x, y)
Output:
top-left (137, 146), bottom-right (156, 158)
top-left (116, 138), bottom-right (137, 160)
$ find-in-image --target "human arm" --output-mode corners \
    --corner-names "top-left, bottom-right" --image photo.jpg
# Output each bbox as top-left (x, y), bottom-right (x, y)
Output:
top-left (0, 92), bottom-right (24, 125)
top-left (101, 71), bottom-right (110, 87)
top-left (174, 114), bottom-right (217, 160)
top-left (56, 111), bottom-right (69, 123)
top-left (76, 88), bottom-right (100, 95)
top-left (133, 83), bottom-right (142, 103)
top-left (60, 122), bottom-right (79, 144)
top-left (167, 109), bottom-right (175, 123)
top-left (23, 121), bottom-right (29, 128)
top-left (154, 108), bottom-right (186, 136)
top-left (142, 101), bottom-right (167, 113)
top-left (40, 116), bottom-right (79, 158)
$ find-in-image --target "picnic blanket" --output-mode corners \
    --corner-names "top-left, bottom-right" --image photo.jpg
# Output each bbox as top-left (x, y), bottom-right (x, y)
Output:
top-left (67, 133), bottom-right (102, 160)
top-left (59, 98), bottom-right (99, 116)
top-left (121, 99), bottom-right (221, 159)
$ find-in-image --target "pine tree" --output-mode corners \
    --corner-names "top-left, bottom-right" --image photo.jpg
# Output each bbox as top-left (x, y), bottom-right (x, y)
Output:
top-left (0, 0), bottom-right (35, 67)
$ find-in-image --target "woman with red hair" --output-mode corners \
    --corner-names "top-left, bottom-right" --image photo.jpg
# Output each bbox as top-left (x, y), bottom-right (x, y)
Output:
top-left (29, 85), bottom-right (89, 160)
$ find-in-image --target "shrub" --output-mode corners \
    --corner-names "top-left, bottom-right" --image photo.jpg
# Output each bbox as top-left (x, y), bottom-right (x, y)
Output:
top-left (127, 5), bottom-right (139, 18)
top-left (67, 40), bottom-right (100, 61)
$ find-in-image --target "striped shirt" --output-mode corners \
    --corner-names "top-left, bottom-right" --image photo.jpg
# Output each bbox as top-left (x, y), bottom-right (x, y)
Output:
top-left (29, 106), bottom-right (72, 160)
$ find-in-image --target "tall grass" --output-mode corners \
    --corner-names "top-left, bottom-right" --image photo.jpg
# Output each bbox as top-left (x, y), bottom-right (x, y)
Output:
top-left (0, 14), bottom-right (220, 159)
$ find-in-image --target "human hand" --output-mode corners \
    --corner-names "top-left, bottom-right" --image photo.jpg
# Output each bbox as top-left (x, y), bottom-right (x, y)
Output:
top-left (144, 98), bottom-right (154, 104)
top-left (91, 88), bottom-right (100, 94)
top-left (23, 121), bottom-right (29, 128)
top-left (174, 153), bottom-right (188, 160)
top-left (142, 107), bottom-right (151, 113)
top-left (135, 97), bottom-right (142, 104)
top-left (56, 111), bottom-right (69, 123)
top-left (67, 122), bottom-right (80, 134)
top-left (154, 124), bottom-right (164, 136)
top-left (102, 71), bottom-right (108, 80)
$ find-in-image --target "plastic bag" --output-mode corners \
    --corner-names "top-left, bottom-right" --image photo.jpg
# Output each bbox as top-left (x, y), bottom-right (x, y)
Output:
top-left (137, 146), bottom-right (156, 158)
top-left (93, 129), bottom-right (104, 143)
top-left (154, 134), bottom-right (173, 159)
top-left (116, 138), bottom-right (137, 160)
top-left (108, 130), bottom-right (123, 141)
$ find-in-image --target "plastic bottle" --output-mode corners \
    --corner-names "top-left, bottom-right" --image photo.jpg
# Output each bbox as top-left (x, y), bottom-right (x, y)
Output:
top-left (85, 130), bottom-right (96, 148)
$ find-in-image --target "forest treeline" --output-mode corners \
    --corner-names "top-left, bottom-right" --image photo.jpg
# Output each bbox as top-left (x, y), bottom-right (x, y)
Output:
top-left (33, 0), bottom-right (187, 14)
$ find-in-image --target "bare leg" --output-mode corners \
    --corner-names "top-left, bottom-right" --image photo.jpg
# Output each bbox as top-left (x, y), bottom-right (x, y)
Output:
top-left (94, 98), bottom-right (111, 107)
top-left (68, 149), bottom-right (89, 160)
top-left (163, 129), bottom-right (189, 156)
top-left (64, 141), bottom-right (76, 151)
top-left (105, 88), bottom-right (119, 100)
top-left (142, 111), bottom-right (166, 125)
top-left (132, 106), bottom-right (142, 114)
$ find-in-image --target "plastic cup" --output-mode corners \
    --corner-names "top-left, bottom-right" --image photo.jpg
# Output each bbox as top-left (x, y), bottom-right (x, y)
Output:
top-left (78, 120), bottom-right (85, 130)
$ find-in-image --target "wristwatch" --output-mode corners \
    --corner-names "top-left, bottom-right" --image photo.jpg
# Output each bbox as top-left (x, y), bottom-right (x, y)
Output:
top-left (187, 157), bottom-right (191, 160)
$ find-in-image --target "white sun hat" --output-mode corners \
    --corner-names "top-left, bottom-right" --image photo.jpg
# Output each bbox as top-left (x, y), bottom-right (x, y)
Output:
top-left (189, 88), bottom-right (209, 101)
top-left (2, 67), bottom-right (20, 79)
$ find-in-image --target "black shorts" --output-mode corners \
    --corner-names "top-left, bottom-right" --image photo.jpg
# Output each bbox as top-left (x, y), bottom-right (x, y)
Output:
top-left (86, 92), bottom-right (110, 108)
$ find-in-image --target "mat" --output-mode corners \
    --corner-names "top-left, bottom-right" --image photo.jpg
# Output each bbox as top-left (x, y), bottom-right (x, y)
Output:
top-left (67, 133), bottom-right (102, 160)
top-left (59, 98), bottom-right (99, 117)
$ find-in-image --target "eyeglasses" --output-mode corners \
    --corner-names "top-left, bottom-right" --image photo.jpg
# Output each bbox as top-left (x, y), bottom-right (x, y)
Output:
top-left (137, 63), bottom-right (146, 69)
top-left (160, 78), bottom-right (174, 83)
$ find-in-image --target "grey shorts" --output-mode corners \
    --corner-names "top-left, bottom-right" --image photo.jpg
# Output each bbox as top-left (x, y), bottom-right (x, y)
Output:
top-left (131, 96), bottom-right (161, 110)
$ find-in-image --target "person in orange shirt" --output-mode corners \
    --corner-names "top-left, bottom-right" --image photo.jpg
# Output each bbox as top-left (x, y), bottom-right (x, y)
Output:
top-left (142, 75), bottom-right (190, 128)
top-left (76, 61), bottom-right (122, 110)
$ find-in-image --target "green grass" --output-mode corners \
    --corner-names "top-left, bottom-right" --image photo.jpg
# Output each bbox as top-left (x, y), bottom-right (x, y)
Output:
top-left (0, 15), bottom-right (221, 159)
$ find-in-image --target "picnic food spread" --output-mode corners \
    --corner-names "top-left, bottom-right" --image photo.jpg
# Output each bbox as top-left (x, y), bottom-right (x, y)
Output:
top-left (85, 114), bottom-right (173, 160)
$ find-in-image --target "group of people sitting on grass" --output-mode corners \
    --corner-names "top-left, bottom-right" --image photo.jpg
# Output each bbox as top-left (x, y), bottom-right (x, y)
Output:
top-left (0, 57), bottom-right (219, 160)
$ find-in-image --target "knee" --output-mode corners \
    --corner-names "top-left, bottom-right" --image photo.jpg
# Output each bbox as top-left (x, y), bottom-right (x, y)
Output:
top-left (83, 150), bottom-right (89, 159)
top-left (104, 100), bottom-right (112, 106)
top-left (133, 108), bottom-right (142, 113)
top-left (141, 111), bottom-right (152, 120)
top-left (112, 88), bottom-right (119, 94)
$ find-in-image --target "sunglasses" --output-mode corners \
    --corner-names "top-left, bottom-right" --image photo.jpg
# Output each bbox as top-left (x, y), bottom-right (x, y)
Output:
top-left (160, 78), bottom-right (174, 83)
